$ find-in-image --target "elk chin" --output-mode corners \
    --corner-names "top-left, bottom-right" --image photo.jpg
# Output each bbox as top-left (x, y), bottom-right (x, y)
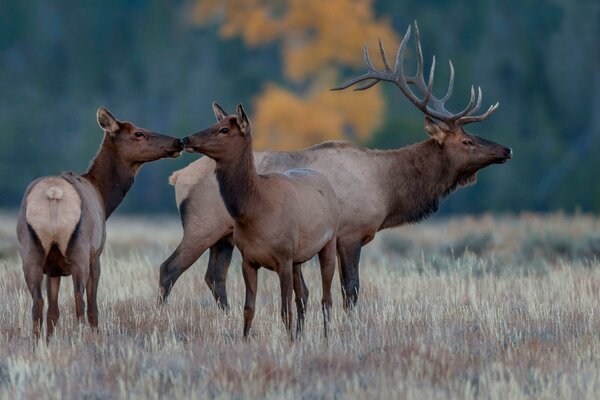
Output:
top-left (457, 172), bottom-right (478, 188)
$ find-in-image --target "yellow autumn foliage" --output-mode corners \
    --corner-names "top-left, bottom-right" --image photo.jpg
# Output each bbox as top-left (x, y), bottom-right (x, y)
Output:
top-left (253, 83), bottom-right (385, 150)
top-left (192, 0), bottom-right (399, 150)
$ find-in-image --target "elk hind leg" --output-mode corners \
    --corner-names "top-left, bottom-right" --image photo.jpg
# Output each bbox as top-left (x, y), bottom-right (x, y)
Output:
top-left (205, 235), bottom-right (234, 310)
top-left (70, 252), bottom-right (90, 325)
top-left (23, 253), bottom-right (44, 340)
top-left (319, 238), bottom-right (337, 338)
top-left (46, 276), bottom-right (61, 339)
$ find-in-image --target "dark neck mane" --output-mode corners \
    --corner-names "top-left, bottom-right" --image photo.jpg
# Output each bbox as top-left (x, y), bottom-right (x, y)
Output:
top-left (379, 139), bottom-right (468, 229)
top-left (214, 141), bottom-right (260, 222)
top-left (82, 136), bottom-right (136, 218)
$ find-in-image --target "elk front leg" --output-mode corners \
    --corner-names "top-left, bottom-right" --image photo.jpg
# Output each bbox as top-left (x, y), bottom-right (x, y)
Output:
top-left (337, 240), bottom-right (362, 310)
top-left (300, 269), bottom-right (309, 308)
top-left (205, 235), bottom-right (234, 310)
top-left (278, 261), bottom-right (294, 339)
top-left (318, 238), bottom-right (337, 338)
top-left (242, 258), bottom-right (258, 337)
top-left (46, 276), bottom-right (61, 339)
top-left (292, 263), bottom-right (305, 336)
top-left (86, 253), bottom-right (101, 328)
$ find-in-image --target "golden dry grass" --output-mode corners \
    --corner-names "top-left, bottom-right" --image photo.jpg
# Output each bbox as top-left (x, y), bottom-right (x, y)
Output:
top-left (1, 212), bottom-right (600, 399)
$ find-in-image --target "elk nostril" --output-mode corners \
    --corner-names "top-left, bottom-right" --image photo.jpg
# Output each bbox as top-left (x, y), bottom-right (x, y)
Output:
top-left (181, 137), bottom-right (190, 146)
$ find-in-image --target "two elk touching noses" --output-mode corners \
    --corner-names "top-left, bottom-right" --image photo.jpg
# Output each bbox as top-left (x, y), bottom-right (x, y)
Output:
top-left (17, 22), bottom-right (511, 341)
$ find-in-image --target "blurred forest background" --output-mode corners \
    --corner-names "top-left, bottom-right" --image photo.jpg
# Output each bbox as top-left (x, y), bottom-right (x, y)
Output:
top-left (0, 0), bottom-right (598, 215)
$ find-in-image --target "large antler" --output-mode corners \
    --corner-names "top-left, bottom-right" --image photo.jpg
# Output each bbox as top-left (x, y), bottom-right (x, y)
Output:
top-left (332, 22), bottom-right (499, 128)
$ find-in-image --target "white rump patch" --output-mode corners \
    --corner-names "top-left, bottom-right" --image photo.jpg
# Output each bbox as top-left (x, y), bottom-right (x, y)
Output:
top-left (26, 177), bottom-right (82, 256)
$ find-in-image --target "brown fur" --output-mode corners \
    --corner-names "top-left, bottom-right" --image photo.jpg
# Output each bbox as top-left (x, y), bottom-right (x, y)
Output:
top-left (160, 31), bottom-right (514, 309)
top-left (182, 103), bottom-right (340, 338)
top-left (17, 107), bottom-right (182, 340)
top-left (160, 121), bottom-right (511, 310)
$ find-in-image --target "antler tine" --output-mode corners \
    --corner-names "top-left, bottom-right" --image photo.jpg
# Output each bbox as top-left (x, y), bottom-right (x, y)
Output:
top-left (422, 56), bottom-right (436, 106)
top-left (449, 85), bottom-right (478, 121)
top-left (466, 86), bottom-right (483, 116)
top-left (457, 102), bottom-right (500, 125)
top-left (412, 22), bottom-right (425, 84)
top-left (331, 43), bottom-right (386, 91)
top-left (350, 37), bottom-right (396, 90)
top-left (378, 38), bottom-right (393, 73)
top-left (440, 60), bottom-right (454, 102)
top-left (393, 25), bottom-right (411, 77)
top-left (354, 79), bottom-right (380, 91)
top-left (393, 25), bottom-right (425, 106)
top-left (363, 43), bottom-right (377, 72)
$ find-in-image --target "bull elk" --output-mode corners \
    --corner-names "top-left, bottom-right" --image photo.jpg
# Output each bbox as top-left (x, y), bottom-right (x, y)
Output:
top-left (17, 108), bottom-right (183, 340)
top-left (181, 103), bottom-right (340, 338)
top-left (160, 22), bottom-right (511, 310)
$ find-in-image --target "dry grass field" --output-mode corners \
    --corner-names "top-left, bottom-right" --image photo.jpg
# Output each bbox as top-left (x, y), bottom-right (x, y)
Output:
top-left (2, 212), bottom-right (600, 399)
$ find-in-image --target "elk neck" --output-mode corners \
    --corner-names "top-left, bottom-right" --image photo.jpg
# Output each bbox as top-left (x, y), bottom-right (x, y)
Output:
top-left (379, 139), bottom-right (459, 228)
top-left (213, 140), bottom-right (261, 222)
top-left (82, 136), bottom-right (136, 218)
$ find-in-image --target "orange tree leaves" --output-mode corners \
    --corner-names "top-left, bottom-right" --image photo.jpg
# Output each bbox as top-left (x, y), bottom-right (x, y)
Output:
top-left (193, 0), bottom-right (398, 150)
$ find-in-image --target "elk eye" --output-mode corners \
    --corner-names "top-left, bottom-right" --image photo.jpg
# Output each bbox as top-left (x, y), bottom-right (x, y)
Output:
top-left (219, 127), bottom-right (229, 134)
top-left (134, 131), bottom-right (145, 138)
top-left (462, 140), bottom-right (473, 146)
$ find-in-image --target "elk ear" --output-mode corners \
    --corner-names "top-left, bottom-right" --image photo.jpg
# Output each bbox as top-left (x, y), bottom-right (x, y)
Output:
top-left (424, 117), bottom-right (448, 145)
top-left (97, 107), bottom-right (120, 134)
top-left (236, 104), bottom-right (250, 135)
top-left (212, 102), bottom-right (229, 122)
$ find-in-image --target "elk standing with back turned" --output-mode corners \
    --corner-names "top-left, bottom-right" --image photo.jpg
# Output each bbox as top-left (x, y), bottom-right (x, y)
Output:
top-left (17, 108), bottom-right (183, 340)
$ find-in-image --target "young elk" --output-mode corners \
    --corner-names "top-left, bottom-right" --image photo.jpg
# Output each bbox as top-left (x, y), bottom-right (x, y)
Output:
top-left (17, 108), bottom-right (183, 340)
top-left (160, 22), bottom-right (512, 310)
top-left (181, 103), bottom-right (340, 338)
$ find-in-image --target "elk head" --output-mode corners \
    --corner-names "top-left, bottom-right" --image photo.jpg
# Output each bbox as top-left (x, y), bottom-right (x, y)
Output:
top-left (181, 102), bottom-right (251, 161)
top-left (96, 107), bottom-right (183, 165)
top-left (333, 22), bottom-right (512, 186)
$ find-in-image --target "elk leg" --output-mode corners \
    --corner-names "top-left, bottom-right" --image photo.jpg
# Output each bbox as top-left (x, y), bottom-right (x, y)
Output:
top-left (46, 276), bottom-right (61, 340)
top-left (70, 252), bottom-right (90, 324)
top-left (278, 261), bottom-right (294, 339)
top-left (292, 263), bottom-right (305, 336)
top-left (300, 270), bottom-right (309, 308)
top-left (23, 253), bottom-right (44, 340)
top-left (337, 240), bottom-right (362, 310)
top-left (242, 258), bottom-right (258, 337)
top-left (318, 238), bottom-right (337, 338)
top-left (205, 235), bottom-right (234, 310)
top-left (23, 262), bottom-right (44, 339)
top-left (86, 253), bottom-right (100, 328)
top-left (158, 238), bottom-right (210, 303)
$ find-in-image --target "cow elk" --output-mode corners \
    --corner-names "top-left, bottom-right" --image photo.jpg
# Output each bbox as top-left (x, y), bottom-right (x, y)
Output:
top-left (17, 108), bottom-right (183, 340)
top-left (181, 103), bottom-right (340, 338)
top-left (160, 22), bottom-right (511, 310)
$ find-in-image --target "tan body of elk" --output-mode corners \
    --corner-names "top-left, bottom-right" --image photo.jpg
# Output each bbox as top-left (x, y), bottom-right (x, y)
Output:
top-left (160, 22), bottom-right (512, 310)
top-left (181, 103), bottom-right (340, 338)
top-left (17, 108), bottom-right (183, 340)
